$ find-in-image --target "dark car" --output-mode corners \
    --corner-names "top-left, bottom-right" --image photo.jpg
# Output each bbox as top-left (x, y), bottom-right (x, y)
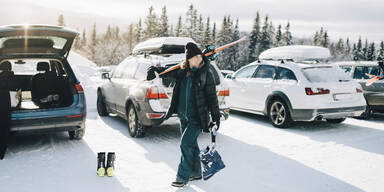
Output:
top-left (97, 37), bottom-right (230, 138)
top-left (336, 61), bottom-right (384, 118)
top-left (0, 24), bottom-right (86, 139)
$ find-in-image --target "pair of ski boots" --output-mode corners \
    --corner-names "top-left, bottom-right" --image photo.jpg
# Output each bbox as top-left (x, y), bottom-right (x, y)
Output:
top-left (97, 152), bottom-right (115, 177)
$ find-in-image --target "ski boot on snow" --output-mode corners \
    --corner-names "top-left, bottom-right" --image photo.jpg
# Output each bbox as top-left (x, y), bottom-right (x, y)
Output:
top-left (97, 152), bottom-right (106, 177)
top-left (106, 152), bottom-right (115, 177)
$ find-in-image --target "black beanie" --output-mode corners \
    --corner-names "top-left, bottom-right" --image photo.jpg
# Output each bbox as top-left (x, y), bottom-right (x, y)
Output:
top-left (185, 42), bottom-right (202, 60)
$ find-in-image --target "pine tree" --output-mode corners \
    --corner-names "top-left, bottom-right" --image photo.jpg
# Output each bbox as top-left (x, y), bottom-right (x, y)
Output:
top-left (268, 21), bottom-right (275, 47)
top-left (353, 43), bottom-right (359, 61)
top-left (275, 24), bottom-right (283, 47)
top-left (185, 4), bottom-right (198, 39)
top-left (196, 14), bottom-right (204, 45)
top-left (216, 16), bottom-right (234, 70)
top-left (283, 22), bottom-right (293, 45)
top-left (248, 12), bottom-right (260, 63)
top-left (81, 28), bottom-right (87, 48)
top-left (175, 16), bottom-right (183, 37)
top-left (202, 17), bottom-right (211, 46)
top-left (335, 38), bottom-right (344, 60)
top-left (259, 15), bottom-right (272, 53)
top-left (126, 24), bottom-right (134, 53)
top-left (144, 6), bottom-right (158, 39)
top-left (57, 14), bottom-right (65, 27)
top-left (367, 42), bottom-right (376, 61)
top-left (89, 23), bottom-right (98, 61)
top-left (169, 24), bottom-right (174, 36)
top-left (134, 19), bottom-right (143, 43)
top-left (212, 22), bottom-right (217, 44)
top-left (363, 39), bottom-right (369, 60)
top-left (377, 41), bottom-right (384, 60)
top-left (73, 28), bottom-right (81, 50)
top-left (313, 31), bottom-right (320, 46)
top-left (356, 37), bottom-right (363, 60)
top-left (230, 18), bottom-right (241, 70)
top-left (105, 25), bottom-right (112, 40)
top-left (344, 37), bottom-right (352, 60)
top-left (159, 6), bottom-right (169, 37)
top-left (322, 30), bottom-right (329, 47)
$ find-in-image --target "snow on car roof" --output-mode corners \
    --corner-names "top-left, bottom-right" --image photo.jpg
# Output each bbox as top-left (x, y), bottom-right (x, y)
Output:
top-left (258, 45), bottom-right (331, 61)
top-left (132, 37), bottom-right (196, 54)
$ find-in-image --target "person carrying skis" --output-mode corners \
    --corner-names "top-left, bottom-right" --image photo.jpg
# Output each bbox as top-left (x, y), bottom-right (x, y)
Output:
top-left (146, 42), bottom-right (221, 187)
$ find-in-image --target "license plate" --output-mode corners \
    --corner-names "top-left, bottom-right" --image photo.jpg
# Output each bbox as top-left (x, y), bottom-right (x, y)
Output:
top-left (333, 93), bottom-right (352, 101)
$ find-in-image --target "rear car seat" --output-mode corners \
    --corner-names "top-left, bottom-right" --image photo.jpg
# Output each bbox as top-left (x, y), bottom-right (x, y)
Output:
top-left (31, 62), bottom-right (62, 108)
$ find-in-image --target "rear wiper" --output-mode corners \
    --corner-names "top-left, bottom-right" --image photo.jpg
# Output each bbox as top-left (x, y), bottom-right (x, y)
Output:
top-left (339, 79), bottom-right (350, 82)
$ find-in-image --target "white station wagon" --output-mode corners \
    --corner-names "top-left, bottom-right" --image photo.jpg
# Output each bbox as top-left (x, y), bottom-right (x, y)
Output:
top-left (226, 46), bottom-right (367, 127)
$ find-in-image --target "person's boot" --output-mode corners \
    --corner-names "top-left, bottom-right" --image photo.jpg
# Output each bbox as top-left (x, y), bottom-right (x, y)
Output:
top-left (97, 152), bottom-right (106, 177)
top-left (189, 175), bottom-right (202, 181)
top-left (171, 177), bottom-right (187, 187)
top-left (106, 152), bottom-right (115, 177)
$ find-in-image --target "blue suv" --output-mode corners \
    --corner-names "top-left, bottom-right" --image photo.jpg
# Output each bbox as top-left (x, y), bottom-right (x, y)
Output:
top-left (0, 25), bottom-right (86, 139)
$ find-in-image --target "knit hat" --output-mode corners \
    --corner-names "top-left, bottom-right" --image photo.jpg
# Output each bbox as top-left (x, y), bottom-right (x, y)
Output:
top-left (185, 42), bottom-right (202, 60)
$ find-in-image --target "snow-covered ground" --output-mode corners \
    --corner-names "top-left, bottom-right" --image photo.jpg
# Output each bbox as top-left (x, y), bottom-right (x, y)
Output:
top-left (1, 54), bottom-right (383, 192)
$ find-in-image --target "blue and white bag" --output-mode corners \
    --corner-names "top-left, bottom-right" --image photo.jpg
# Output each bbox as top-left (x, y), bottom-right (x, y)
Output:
top-left (200, 124), bottom-right (225, 180)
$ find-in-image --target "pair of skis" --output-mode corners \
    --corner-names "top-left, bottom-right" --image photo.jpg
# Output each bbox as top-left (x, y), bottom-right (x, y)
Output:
top-left (365, 61), bottom-right (384, 86)
top-left (157, 37), bottom-right (247, 77)
top-left (97, 152), bottom-right (115, 177)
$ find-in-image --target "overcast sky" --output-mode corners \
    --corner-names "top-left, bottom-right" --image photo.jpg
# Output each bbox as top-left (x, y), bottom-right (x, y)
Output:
top-left (1, 0), bottom-right (383, 43)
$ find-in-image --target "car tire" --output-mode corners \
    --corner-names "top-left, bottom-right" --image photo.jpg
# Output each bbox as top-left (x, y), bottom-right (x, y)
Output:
top-left (326, 118), bottom-right (346, 124)
top-left (268, 98), bottom-right (292, 128)
top-left (360, 106), bottom-right (372, 120)
top-left (127, 104), bottom-right (146, 138)
top-left (97, 91), bottom-right (108, 116)
top-left (69, 123), bottom-right (86, 140)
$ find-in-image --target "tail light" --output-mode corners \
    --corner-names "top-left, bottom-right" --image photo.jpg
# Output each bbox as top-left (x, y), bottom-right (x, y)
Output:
top-left (146, 113), bottom-right (165, 119)
top-left (356, 88), bottom-right (363, 93)
top-left (218, 89), bottom-right (230, 96)
top-left (146, 86), bottom-right (168, 99)
top-left (305, 87), bottom-right (330, 95)
top-left (75, 84), bottom-right (84, 94)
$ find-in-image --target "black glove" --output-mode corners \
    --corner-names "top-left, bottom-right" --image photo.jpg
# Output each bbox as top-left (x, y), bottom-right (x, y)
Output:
top-left (146, 66), bottom-right (159, 81)
top-left (215, 120), bottom-right (220, 131)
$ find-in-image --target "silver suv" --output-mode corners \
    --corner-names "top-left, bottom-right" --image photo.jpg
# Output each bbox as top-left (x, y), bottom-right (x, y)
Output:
top-left (97, 37), bottom-right (230, 137)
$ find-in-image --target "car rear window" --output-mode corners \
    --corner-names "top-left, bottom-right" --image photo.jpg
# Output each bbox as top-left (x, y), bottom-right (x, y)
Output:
top-left (302, 66), bottom-right (352, 83)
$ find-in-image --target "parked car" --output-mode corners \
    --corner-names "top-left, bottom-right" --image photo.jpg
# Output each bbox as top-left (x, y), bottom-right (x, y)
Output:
top-left (335, 61), bottom-right (384, 118)
top-left (97, 37), bottom-right (230, 138)
top-left (0, 24), bottom-right (86, 139)
top-left (226, 46), bottom-right (366, 128)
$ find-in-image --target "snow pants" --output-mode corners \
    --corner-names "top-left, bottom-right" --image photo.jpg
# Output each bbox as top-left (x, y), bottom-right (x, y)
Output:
top-left (177, 118), bottom-right (202, 182)
top-left (0, 90), bottom-right (11, 160)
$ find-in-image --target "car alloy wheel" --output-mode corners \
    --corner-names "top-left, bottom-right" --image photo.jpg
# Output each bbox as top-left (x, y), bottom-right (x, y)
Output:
top-left (270, 101), bottom-right (286, 126)
top-left (127, 104), bottom-right (146, 138)
top-left (268, 99), bottom-right (292, 128)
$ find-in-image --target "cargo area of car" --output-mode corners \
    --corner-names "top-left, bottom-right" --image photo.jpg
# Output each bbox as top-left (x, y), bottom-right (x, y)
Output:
top-left (0, 59), bottom-right (75, 112)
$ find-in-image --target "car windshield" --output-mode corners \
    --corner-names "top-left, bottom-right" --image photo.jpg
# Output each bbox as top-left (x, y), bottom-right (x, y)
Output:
top-left (302, 66), bottom-right (352, 83)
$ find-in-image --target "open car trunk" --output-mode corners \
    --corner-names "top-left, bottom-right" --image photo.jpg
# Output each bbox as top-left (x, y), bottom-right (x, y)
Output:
top-left (1, 58), bottom-right (75, 111)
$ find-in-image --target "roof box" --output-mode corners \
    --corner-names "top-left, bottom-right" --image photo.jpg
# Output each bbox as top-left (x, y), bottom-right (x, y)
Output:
top-left (132, 37), bottom-right (196, 55)
top-left (258, 45), bottom-right (331, 62)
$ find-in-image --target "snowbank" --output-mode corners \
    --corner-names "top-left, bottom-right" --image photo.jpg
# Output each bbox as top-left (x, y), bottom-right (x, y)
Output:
top-left (67, 52), bottom-right (100, 109)
top-left (259, 45), bottom-right (331, 61)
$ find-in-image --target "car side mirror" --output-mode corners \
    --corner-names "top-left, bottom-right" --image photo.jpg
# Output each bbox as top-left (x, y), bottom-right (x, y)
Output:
top-left (101, 72), bottom-right (110, 80)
